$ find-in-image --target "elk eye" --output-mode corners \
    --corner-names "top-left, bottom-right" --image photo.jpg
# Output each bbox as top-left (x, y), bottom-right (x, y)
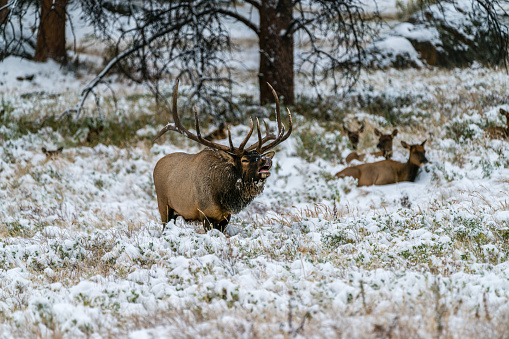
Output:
top-left (241, 159), bottom-right (249, 163)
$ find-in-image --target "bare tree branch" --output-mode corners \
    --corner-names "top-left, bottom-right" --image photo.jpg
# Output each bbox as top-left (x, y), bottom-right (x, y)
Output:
top-left (63, 10), bottom-right (216, 119)
top-left (215, 8), bottom-right (259, 36)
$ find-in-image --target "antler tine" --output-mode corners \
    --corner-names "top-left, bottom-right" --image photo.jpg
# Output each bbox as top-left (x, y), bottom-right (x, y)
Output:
top-left (245, 118), bottom-right (277, 152)
top-left (227, 125), bottom-right (234, 150)
top-left (238, 117), bottom-right (255, 151)
top-left (154, 79), bottom-right (182, 142)
top-left (194, 104), bottom-right (202, 137)
top-left (245, 83), bottom-right (292, 153)
top-left (258, 105), bottom-right (293, 154)
top-left (264, 120), bottom-right (270, 133)
top-left (267, 83), bottom-right (282, 132)
top-left (172, 79), bottom-right (180, 129)
top-left (153, 124), bottom-right (177, 142)
top-left (256, 118), bottom-right (263, 153)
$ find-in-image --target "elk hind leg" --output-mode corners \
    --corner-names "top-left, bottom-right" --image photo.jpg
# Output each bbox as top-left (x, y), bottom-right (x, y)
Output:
top-left (157, 198), bottom-right (176, 232)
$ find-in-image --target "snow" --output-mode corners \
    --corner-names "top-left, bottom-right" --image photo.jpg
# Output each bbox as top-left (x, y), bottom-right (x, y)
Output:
top-left (0, 57), bottom-right (81, 93)
top-left (364, 35), bottom-right (424, 69)
top-left (1, 1), bottom-right (509, 337)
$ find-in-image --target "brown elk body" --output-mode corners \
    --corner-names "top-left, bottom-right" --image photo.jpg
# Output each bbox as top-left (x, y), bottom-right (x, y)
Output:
top-left (345, 128), bottom-right (398, 164)
top-left (343, 124), bottom-right (364, 150)
top-left (336, 140), bottom-right (428, 186)
top-left (153, 81), bottom-right (292, 231)
top-left (486, 109), bottom-right (509, 139)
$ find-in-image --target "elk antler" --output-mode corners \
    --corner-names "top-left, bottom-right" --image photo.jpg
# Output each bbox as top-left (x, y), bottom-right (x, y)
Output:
top-left (154, 80), bottom-right (291, 155)
top-left (245, 83), bottom-right (293, 154)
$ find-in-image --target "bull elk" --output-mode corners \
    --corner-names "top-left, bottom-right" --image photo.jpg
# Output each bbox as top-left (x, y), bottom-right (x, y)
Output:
top-left (486, 108), bottom-right (509, 139)
top-left (153, 80), bottom-right (292, 232)
top-left (345, 128), bottom-right (398, 164)
top-left (336, 139), bottom-right (428, 186)
top-left (343, 124), bottom-right (364, 150)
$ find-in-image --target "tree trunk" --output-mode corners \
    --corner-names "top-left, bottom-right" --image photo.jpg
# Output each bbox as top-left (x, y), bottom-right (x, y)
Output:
top-left (259, 0), bottom-right (294, 105)
top-left (34, 0), bottom-right (67, 63)
top-left (0, 0), bottom-right (9, 26)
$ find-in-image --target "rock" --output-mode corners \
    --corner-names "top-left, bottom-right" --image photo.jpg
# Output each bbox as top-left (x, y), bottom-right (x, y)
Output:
top-left (363, 36), bottom-right (424, 69)
top-left (364, 0), bottom-right (508, 69)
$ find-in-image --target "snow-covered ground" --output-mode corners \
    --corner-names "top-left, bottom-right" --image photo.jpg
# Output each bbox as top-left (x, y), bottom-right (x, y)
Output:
top-left (2, 0), bottom-right (509, 336)
top-left (1, 55), bottom-right (509, 337)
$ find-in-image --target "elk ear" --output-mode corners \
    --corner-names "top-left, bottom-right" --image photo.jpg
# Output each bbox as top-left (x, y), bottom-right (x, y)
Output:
top-left (401, 141), bottom-right (410, 149)
top-left (358, 124), bottom-right (365, 133)
top-left (217, 150), bottom-right (236, 165)
top-left (500, 108), bottom-right (509, 118)
top-left (374, 128), bottom-right (382, 137)
top-left (343, 124), bottom-right (349, 132)
top-left (392, 129), bottom-right (398, 137)
top-left (421, 139), bottom-right (427, 146)
top-left (263, 151), bottom-right (275, 159)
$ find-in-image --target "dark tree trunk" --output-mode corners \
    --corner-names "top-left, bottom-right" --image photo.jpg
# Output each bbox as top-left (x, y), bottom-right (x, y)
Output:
top-left (259, 0), bottom-right (294, 105)
top-left (34, 0), bottom-right (67, 63)
top-left (0, 0), bottom-right (8, 26)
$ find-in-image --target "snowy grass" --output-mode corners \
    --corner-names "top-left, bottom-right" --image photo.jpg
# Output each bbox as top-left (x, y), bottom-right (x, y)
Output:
top-left (1, 64), bottom-right (509, 338)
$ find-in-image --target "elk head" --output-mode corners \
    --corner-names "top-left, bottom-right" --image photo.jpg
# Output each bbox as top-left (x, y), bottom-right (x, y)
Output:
top-left (402, 139), bottom-right (428, 167)
top-left (343, 124), bottom-right (364, 150)
top-left (374, 128), bottom-right (398, 159)
top-left (500, 108), bottom-right (509, 124)
top-left (42, 147), bottom-right (63, 158)
top-left (153, 80), bottom-right (292, 232)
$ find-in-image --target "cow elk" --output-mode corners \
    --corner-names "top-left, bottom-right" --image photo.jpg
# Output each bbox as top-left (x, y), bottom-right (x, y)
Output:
top-left (343, 124), bottom-right (364, 150)
top-left (204, 122), bottom-right (228, 141)
top-left (345, 128), bottom-right (398, 164)
top-left (42, 147), bottom-right (63, 158)
top-left (486, 108), bottom-right (509, 139)
top-left (336, 139), bottom-right (428, 186)
top-left (153, 80), bottom-right (292, 232)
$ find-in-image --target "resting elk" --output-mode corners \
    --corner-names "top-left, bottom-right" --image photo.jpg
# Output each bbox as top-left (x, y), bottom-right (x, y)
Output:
top-left (153, 80), bottom-right (292, 232)
top-left (486, 108), bottom-right (509, 139)
top-left (41, 146), bottom-right (63, 158)
top-left (345, 128), bottom-right (398, 164)
top-left (204, 122), bottom-right (228, 141)
top-left (343, 124), bottom-right (364, 150)
top-left (336, 139), bottom-right (428, 186)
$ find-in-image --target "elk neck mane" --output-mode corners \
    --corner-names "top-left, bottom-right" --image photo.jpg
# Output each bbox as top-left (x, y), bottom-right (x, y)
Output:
top-left (207, 149), bottom-right (267, 214)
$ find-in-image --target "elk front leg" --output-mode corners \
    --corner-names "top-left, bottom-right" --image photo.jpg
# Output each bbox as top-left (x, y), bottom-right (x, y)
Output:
top-left (203, 218), bottom-right (213, 232)
top-left (203, 215), bottom-right (231, 233)
top-left (213, 215), bottom-right (231, 233)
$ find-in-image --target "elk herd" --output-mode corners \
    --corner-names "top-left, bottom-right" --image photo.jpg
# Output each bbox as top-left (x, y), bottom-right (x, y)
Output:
top-left (152, 80), bottom-right (507, 232)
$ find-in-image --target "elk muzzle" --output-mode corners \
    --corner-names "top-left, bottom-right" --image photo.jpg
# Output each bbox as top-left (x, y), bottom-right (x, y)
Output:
top-left (259, 156), bottom-right (272, 179)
